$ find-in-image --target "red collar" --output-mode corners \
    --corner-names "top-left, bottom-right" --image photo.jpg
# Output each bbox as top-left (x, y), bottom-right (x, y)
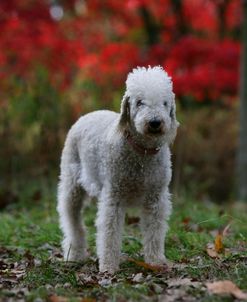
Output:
top-left (124, 131), bottom-right (161, 156)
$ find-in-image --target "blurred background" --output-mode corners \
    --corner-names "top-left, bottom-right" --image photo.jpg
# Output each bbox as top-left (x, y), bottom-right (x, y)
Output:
top-left (0, 0), bottom-right (245, 206)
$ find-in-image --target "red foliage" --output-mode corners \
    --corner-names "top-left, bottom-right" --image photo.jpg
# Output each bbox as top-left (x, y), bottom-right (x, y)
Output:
top-left (0, 0), bottom-right (241, 102)
top-left (0, 0), bottom-right (84, 87)
top-left (165, 37), bottom-right (240, 101)
top-left (80, 43), bottom-right (140, 86)
top-left (183, 0), bottom-right (218, 34)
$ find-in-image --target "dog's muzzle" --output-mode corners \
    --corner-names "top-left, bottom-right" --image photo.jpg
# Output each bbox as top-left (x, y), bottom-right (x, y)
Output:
top-left (148, 118), bottom-right (163, 134)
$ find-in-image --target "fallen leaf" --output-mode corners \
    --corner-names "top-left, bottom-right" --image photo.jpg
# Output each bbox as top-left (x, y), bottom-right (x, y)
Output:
top-left (2, 287), bottom-right (30, 299)
top-left (171, 263), bottom-right (190, 270)
top-left (206, 243), bottom-right (219, 258)
top-left (206, 230), bottom-right (226, 258)
top-left (168, 278), bottom-right (201, 288)
top-left (182, 217), bottom-right (191, 225)
top-left (77, 273), bottom-right (98, 286)
top-left (181, 217), bottom-right (203, 232)
top-left (132, 272), bottom-right (144, 283)
top-left (168, 278), bottom-right (193, 287)
top-left (63, 282), bottom-right (71, 288)
top-left (214, 234), bottom-right (224, 253)
top-left (151, 283), bottom-right (163, 294)
top-left (206, 248), bottom-right (218, 258)
top-left (206, 280), bottom-right (247, 300)
top-left (222, 223), bottom-right (231, 237)
top-left (49, 295), bottom-right (68, 302)
top-left (39, 243), bottom-right (54, 251)
top-left (98, 278), bottom-right (112, 286)
top-left (127, 258), bottom-right (169, 272)
top-left (206, 222), bottom-right (233, 258)
top-left (45, 284), bottom-right (53, 291)
top-left (209, 229), bottom-right (218, 237)
top-left (160, 288), bottom-right (191, 302)
top-left (0, 260), bottom-right (8, 270)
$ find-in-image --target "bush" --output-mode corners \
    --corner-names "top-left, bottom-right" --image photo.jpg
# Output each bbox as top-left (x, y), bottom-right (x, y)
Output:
top-left (172, 105), bottom-right (238, 201)
top-left (0, 69), bottom-right (72, 181)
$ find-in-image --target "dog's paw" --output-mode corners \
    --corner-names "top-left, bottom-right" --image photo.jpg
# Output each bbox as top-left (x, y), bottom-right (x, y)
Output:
top-left (63, 246), bottom-right (87, 262)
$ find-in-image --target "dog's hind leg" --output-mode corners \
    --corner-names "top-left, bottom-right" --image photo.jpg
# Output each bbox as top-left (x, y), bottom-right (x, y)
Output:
top-left (57, 140), bottom-right (87, 262)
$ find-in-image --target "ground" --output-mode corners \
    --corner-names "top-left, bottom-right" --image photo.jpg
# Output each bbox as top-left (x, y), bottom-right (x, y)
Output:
top-left (0, 179), bottom-right (246, 302)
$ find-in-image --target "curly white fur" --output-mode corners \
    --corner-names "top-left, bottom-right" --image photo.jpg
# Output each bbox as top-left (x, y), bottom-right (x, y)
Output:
top-left (57, 66), bottom-right (179, 273)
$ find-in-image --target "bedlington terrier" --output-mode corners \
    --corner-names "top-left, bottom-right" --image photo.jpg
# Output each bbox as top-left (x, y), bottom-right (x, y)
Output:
top-left (57, 66), bottom-right (179, 273)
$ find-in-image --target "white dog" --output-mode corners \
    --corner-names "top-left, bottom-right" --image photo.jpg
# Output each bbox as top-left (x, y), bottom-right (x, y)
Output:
top-left (57, 66), bottom-right (179, 273)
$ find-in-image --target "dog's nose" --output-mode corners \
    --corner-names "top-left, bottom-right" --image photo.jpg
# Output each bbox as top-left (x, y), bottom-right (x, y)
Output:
top-left (149, 119), bottom-right (162, 130)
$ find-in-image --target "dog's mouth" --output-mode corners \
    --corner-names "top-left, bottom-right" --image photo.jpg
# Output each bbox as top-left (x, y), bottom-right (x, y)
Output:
top-left (145, 124), bottom-right (165, 136)
top-left (148, 127), bottom-right (163, 135)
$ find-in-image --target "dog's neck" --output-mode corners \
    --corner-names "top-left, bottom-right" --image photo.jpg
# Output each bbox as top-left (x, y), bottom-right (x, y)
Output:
top-left (124, 130), bottom-right (162, 156)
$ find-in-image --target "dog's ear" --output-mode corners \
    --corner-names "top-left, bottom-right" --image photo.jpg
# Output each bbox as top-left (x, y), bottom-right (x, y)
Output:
top-left (168, 100), bottom-right (180, 145)
top-left (170, 98), bottom-right (180, 128)
top-left (170, 106), bottom-right (180, 128)
top-left (119, 95), bottom-right (130, 129)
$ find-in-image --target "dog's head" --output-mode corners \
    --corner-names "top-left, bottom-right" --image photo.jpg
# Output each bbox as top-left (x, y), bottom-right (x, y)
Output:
top-left (119, 66), bottom-right (179, 145)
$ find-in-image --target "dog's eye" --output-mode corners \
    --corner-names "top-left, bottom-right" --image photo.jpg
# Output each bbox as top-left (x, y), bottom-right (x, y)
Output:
top-left (164, 101), bottom-right (168, 107)
top-left (136, 100), bottom-right (144, 107)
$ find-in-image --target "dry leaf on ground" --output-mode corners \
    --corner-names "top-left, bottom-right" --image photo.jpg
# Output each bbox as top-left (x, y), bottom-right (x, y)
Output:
top-left (206, 280), bottom-right (247, 300)
top-left (206, 223), bottom-right (233, 258)
top-left (160, 288), bottom-right (197, 302)
top-left (132, 272), bottom-right (144, 283)
top-left (49, 296), bottom-right (96, 302)
top-left (222, 223), bottom-right (231, 237)
top-left (168, 277), bottom-right (202, 289)
top-left (98, 277), bottom-right (112, 286)
top-left (49, 295), bottom-right (68, 302)
top-left (206, 225), bottom-right (229, 258)
top-left (206, 243), bottom-right (219, 258)
top-left (214, 234), bottom-right (224, 253)
top-left (127, 258), bottom-right (170, 272)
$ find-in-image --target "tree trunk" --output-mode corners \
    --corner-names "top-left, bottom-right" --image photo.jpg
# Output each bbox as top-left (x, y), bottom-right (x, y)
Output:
top-left (139, 5), bottom-right (161, 45)
top-left (237, 0), bottom-right (247, 201)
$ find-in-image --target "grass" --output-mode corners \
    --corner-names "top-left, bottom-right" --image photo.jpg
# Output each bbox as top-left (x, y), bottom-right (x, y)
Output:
top-left (0, 180), bottom-right (246, 301)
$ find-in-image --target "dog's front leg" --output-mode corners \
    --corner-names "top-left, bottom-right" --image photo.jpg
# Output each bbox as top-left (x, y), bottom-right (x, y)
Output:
top-left (96, 195), bottom-right (125, 273)
top-left (141, 195), bottom-right (171, 266)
